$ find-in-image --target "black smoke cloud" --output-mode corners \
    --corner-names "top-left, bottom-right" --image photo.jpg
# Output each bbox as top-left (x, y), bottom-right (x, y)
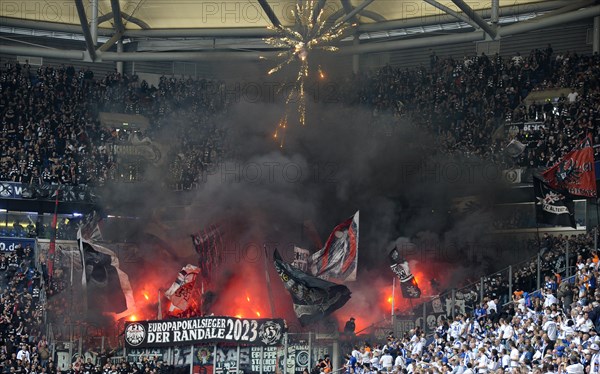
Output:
top-left (96, 87), bottom-right (521, 328)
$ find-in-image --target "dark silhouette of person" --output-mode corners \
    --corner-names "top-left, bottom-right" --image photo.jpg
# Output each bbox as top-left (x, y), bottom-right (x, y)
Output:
top-left (344, 317), bottom-right (356, 335)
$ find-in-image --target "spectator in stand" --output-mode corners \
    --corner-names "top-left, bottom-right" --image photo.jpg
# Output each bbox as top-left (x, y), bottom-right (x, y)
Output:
top-left (567, 88), bottom-right (579, 103)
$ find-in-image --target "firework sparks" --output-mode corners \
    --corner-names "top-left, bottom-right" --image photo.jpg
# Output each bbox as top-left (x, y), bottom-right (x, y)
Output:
top-left (264, 0), bottom-right (356, 146)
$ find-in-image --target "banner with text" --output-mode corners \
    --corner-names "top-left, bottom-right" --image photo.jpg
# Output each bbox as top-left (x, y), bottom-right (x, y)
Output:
top-left (0, 237), bottom-right (36, 252)
top-left (124, 317), bottom-right (286, 348)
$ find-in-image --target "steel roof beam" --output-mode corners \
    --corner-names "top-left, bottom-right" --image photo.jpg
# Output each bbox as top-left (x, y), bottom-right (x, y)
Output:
top-left (110, 0), bottom-right (125, 33)
top-left (1, 44), bottom-right (85, 59)
top-left (97, 12), bottom-right (151, 30)
top-left (2, 3), bottom-right (597, 62)
top-left (97, 30), bottom-right (124, 52)
top-left (100, 50), bottom-right (272, 61)
top-left (340, 0), bottom-right (358, 24)
top-left (423, 0), bottom-right (479, 30)
top-left (0, 1), bottom-right (570, 38)
top-left (358, 0), bottom-right (569, 33)
top-left (328, 7), bottom-right (385, 24)
top-left (450, 0), bottom-right (497, 39)
top-left (335, 0), bottom-right (376, 26)
top-left (343, 4), bottom-right (600, 54)
top-left (256, 0), bottom-right (283, 29)
top-left (74, 0), bottom-right (97, 61)
top-left (529, 0), bottom-right (596, 21)
top-left (497, 4), bottom-right (600, 36)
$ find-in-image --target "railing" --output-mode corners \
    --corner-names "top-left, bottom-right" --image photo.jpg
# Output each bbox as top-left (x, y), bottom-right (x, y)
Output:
top-left (409, 231), bottom-right (593, 336)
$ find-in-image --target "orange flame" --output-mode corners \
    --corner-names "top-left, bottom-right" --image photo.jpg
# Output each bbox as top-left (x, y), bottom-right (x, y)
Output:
top-left (129, 315), bottom-right (137, 322)
top-left (256, 311), bottom-right (261, 317)
top-left (143, 292), bottom-right (149, 300)
top-left (387, 296), bottom-right (393, 304)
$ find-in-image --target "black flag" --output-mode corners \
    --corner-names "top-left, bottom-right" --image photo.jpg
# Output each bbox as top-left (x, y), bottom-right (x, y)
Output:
top-left (389, 248), bottom-right (421, 299)
top-left (534, 176), bottom-right (577, 228)
top-left (78, 229), bottom-right (135, 318)
top-left (273, 250), bottom-right (351, 326)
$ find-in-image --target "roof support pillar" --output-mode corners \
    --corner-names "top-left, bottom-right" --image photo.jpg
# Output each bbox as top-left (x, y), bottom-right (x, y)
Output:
top-left (90, 0), bottom-right (99, 44)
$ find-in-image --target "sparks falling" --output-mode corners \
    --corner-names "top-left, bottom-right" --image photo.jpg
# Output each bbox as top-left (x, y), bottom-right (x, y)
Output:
top-left (264, 0), bottom-right (356, 146)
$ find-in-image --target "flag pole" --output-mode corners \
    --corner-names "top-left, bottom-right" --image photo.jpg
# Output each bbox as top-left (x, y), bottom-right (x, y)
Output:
top-left (264, 245), bottom-right (276, 318)
top-left (391, 277), bottom-right (395, 316)
top-left (201, 281), bottom-right (204, 317)
top-left (48, 188), bottom-right (60, 287)
top-left (391, 277), bottom-right (396, 333)
top-left (157, 290), bottom-right (162, 319)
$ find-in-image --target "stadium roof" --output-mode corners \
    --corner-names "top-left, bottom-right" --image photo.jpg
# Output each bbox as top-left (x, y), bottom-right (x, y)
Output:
top-left (0, 0), bottom-right (598, 62)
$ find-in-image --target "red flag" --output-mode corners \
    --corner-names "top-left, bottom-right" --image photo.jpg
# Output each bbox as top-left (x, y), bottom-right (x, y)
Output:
top-left (309, 211), bottom-right (359, 282)
top-left (542, 134), bottom-right (597, 197)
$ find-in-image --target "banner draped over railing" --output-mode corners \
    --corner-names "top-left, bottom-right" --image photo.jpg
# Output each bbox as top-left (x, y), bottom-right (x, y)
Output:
top-left (124, 317), bottom-right (287, 348)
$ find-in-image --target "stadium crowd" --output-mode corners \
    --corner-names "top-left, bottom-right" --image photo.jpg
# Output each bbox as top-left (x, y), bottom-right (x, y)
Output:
top-left (340, 47), bottom-right (600, 169)
top-left (338, 230), bottom-right (600, 374)
top-left (0, 62), bottom-right (227, 189)
top-left (1, 42), bottom-right (600, 374)
top-left (0, 47), bottom-right (599, 189)
top-left (0, 241), bottom-right (45, 374)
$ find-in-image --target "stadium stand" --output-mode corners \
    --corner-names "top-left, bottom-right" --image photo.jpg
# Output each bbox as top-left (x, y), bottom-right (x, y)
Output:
top-left (1, 45), bottom-right (600, 374)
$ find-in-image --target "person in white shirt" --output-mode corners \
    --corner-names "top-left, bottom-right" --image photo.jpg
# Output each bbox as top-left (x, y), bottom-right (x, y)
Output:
top-left (542, 316), bottom-right (558, 342)
top-left (543, 291), bottom-right (558, 308)
top-left (501, 319), bottom-right (514, 343)
top-left (476, 348), bottom-right (489, 374)
top-left (576, 312), bottom-right (595, 333)
top-left (567, 89), bottom-right (579, 103)
top-left (360, 348), bottom-right (370, 367)
top-left (16, 344), bottom-right (30, 363)
top-left (560, 319), bottom-right (576, 339)
top-left (501, 348), bottom-right (510, 369)
top-left (379, 350), bottom-right (393, 372)
top-left (449, 318), bottom-right (463, 340)
top-left (565, 355), bottom-right (585, 374)
top-left (487, 298), bottom-right (497, 315)
top-left (351, 346), bottom-right (361, 363)
top-left (509, 341), bottom-right (520, 368)
top-left (370, 349), bottom-right (381, 371)
top-left (394, 354), bottom-right (405, 370)
top-left (412, 337), bottom-right (426, 356)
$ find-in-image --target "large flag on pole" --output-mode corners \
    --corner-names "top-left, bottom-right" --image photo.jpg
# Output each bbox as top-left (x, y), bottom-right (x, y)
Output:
top-left (309, 211), bottom-right (359, 282)
top-left (389, 248), bottom-right (421, 299)
top-left (78, 229), bottom-right (136, 319)
top-left (191, 224), bottom-right (224, 282)
top-left (542, 134), bottom-right (597, 197)
top-left (534, 176), bottom-right (577, 228)
top-left (165, 264), bottom-right (201, 313)
top-left (274, 250), bottom-right (351, 326)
